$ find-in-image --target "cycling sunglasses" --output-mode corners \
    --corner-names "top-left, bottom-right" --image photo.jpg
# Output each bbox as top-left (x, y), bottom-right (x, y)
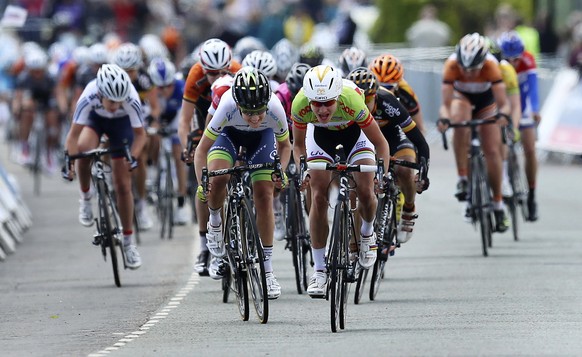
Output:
top-left (310, 99), bottom-right (337, 108)
top-left (240, 106), bottom-right (267, 116)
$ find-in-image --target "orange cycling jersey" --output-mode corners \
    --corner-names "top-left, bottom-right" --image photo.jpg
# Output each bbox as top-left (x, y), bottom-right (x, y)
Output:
top-left (442, 54), bottom-right (503, 94)
top-left (58, 60), bottom-right (78, 88)
top-left (182, 60), bottom-right (241, 104)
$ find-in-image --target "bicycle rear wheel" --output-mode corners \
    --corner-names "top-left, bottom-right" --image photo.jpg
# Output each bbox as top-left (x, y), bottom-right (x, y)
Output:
top-left (240, 197), bottom-right (268, 324)
top-left (97, 180), bottom-right (121, 287)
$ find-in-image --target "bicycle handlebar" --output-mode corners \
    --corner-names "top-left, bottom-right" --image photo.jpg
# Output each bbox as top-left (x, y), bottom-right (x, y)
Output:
top-left (438, 117), bottom-right (500, 151)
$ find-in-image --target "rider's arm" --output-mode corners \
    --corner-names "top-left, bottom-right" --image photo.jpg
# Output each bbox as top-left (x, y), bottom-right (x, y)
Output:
top-left (361, 114), bottom-right (390, 169)
top-left (439, 83), bottom-right (454, 120)
top-left (492, 81), bottom-right (510, 118)
top-left (178, 99), bottom-right (196, 150)
top-left (193, 132), bottom-right (213, 184)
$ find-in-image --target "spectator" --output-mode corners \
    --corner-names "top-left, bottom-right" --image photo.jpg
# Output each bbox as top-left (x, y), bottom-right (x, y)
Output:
top-left (284, 5), bottom-right (315, 47)
top-left (405, 4), bottom-right (451, 48)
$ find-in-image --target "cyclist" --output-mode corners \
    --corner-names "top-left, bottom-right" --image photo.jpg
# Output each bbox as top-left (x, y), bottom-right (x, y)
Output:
top-left (291, 65), bottom-right (390, 297)
top-left (347, 67), bottom-right (430, 243)
top-left (487, 37), bottom-right (522, 198)
top-left (112, 42), bottom-right (159, 231)
top-left (178, 38), bottom-right (242, 277)
top-left (438, 33), bottom-right (511, 232)
top-left (498, 31), bottom-right (541, 221)
top-left (369, 54), bottom-right (427, 133)
top-left (193, 67), bottom-right (291, 299)
top-left (147, 57), bottom-right (189, 225)
top-left (11, 47), bottom-right (61, 171)
top-left (63, 64), bottom-right (146, 269)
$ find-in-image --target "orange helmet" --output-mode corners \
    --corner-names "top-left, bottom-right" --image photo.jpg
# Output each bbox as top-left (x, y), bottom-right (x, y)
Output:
top-left (369, 54), bottom-right (403, 84)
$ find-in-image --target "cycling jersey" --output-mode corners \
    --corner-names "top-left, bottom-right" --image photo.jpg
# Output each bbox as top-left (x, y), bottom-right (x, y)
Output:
top-left (499, 60), bottom-right (519, 96)
top-left (72, 80), bottom-right (144, 157)
top-left (208, 74), bottom-right (234, 116)
top-left (291, 79), bottom-right (374, 131)
top-left (442, 53), bottom-right (503, 94)
top-left (159, 79), bottom-right (185, 125)
top-left (274, 82), bottom-right (293, 122)
top-left (511, 50), bottom-right (540, 127)
top-left (15, 70), bottom-right (57, 109)
top-left (393, 78), bottom-right (420, 116)
top-left (204, 88), bottom-right (288, 141)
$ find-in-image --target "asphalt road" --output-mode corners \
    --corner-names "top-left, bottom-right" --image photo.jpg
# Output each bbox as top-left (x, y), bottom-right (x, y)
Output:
top-left (1, 131), bottom-right (581, 357)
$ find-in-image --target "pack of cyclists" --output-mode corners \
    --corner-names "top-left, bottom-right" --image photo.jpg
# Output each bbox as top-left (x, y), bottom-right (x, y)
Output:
top-left (3, 28), bottom-right (543, 301)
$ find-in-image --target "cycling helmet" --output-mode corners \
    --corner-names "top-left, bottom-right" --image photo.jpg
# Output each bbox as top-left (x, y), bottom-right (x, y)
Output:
top-left (285, 63), bottom-right (311, 96)
top-left (242, 50), bottom-right (278, 78)
top-left (456, 33), bottom-right (489, 70)
top-left (112, 42), bottom-right (143, 70)
top-left (369, 54), bottom-right (403, 84)
top-left (147, 57), bottom-right (176, 87)
top-left (233, 36), bottom-right (266, 62)
top-left (25, 49), bottom-right (48, 70)
top-left (498, 31), bottom-right (525, 58)
top-left (346, 67), bottom-right (378, 97)
top-left (302, 65), bottom-right (343, 102)
top-left (232, 66), bottom-right (271, 111)
top-left (338, 47), bottom-right (367, 77)
top-left (271, 38), bottom-right (298, 79)
top-left (96, 64), bottom-right (132, 102)
top-left (89, 43), bottom-right (109, 65)
top-left (299, 43), bottom-right (324, 67)
top-left (199, 38), bottom-right (232, 71)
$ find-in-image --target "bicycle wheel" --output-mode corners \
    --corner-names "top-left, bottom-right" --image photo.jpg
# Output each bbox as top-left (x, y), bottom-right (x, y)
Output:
top-left (508, 147), bottom-right (527, 239)
top-left (370, 195), bottom-right (396, 301)
top-left (240, 197), bottom-right (268, 324)
top-left (97, 180), bottom-right (121, 287)
top-left (165, 152), bottom-right (174, 239)
top-left (354, 266), bottom-right (367, 305)
top-left (329, 201), bottom-right (348, 332)
top-left (31, 124), bottom-right (43, 196)
top-left (224, 213), bottom-right (249, 320)
top-left (472, 156), bottom-right (491, 257)
top-left (289, 183), bottom-right (310, 294)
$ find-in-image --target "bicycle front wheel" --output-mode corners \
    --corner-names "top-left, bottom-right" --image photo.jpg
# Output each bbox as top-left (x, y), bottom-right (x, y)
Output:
top-left (289, 183), bottom-right (310, 294)
top-left (97, 180), bottom-right (121, 287)
top-left (370, 195), bottom-right (396, 301)
top-left (240, 197), bottom-right (268, 324)
top-left (473, 156), bottom-right (491, 257)
top-left (329, 201), bottom-right (349, 332)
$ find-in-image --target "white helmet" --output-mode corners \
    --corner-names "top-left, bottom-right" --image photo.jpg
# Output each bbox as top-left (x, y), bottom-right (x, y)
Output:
top-left (147, 57), bottom-right (176, 87)
top-left (25, 49), bottom-right (48, 70)
top-left (89, 43), bottom-right (109, 65)
top-left (233, 36), bottom-right (266, 61)
top-left (338, 47), bottom-right (367, 77)
top-left (241, 50), bottom-right (278, 78)
top-left (112, 42), bottom-right (143, 70)
top-left (199, 38), bottom-right (232, 71)
top-left (271, 38), bottom-right (298, 79)
top-left (96, 64), bottom-right (132, 102)
top-left (302, 65), bottom-right (343, 101)
top-left (456, 33), bottom-right (489, 70)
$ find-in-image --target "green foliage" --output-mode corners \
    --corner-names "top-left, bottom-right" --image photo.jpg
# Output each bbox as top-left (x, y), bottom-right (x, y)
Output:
top-left (369, 0), bottom-right (534, 44)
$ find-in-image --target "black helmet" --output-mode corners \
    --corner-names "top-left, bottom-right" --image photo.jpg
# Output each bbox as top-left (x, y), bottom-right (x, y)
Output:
top-left (232, 66), bottom-right (271, 112)
top-left (285, 62), bottom-right (311, 96)
top-left (346, 67), bottom-right (378, 97)
top-left (299, 43), bottom-right (324, 67)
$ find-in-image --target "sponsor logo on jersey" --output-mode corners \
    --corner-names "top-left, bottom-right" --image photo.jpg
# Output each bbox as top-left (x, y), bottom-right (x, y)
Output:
top-left (339, 102), bottom-right (355, 116)
top-left (381, 101), bottom-right (401, 117)
top-left (298, 104), bottom-right (312, 117)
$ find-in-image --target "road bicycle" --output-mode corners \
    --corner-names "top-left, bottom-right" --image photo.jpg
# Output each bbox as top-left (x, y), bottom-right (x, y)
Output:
top-left (67, 145), bottom-right (137, 287)
top-left (355, 157), bottom-right (423, 304)
top-left (28, 110), bottom-right (45, 196)
top-left (304, 145), bottom-right (381, 333)
top-left (201, 149), bottom-right (283, 324)
top-left (440, 118), bottom-right (498, 257)
top-left (503, 126), bottom-right (529, 241)
top-left (148, 126), bottom-right (178, 239)
top-left (282, 153), bottom-right (312, 294)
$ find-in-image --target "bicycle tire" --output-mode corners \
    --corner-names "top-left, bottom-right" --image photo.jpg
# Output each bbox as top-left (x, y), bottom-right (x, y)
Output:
top-left (240, 197), bottom-right (268, 324)
top-left (472, 156), bottom-right (490, 257)
top-left (370, 195), bottom-right (396, 301)
top-left (354, 266), bottom-right (367, 305)
top-left (339, 204), bottom-right (354, 330)
top-left (507, 147), bottom-right (526, 239)
top-left (166, 152), bottom-right (174, 239)
top-left (225, 211), bottom-right (249, 319)
top-left (97, 180), bottom-right (121, 287)
top-left (31, 124), bottom-right (43, 196)
top-left (329, 201), bottom-right (349, 332)
top-left (289, 183), bottom-right (309, 294)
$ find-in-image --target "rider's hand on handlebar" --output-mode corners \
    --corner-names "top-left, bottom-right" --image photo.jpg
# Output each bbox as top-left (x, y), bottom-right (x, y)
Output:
top-left (61, 151), bottom-right (75, 181)
top-left (436, 118), bottom-right (451, 133)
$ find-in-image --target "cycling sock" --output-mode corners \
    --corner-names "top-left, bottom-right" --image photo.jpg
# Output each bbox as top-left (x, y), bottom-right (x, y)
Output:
top-left (199, 231), bottom-right (208, 251)
top-left (273, 195), bottom-right (282, 212)
top-left (136, 198), bottom-right (145, 212)
top-left (80, 187), bottom-right (92, 200)
top-left (123, 230), bottom-right (133, 246)
top-left (528, 188), bottom-right (535, 200)
top-left (209, 207), bottom-right (221, 226)
top-left (313, 247), bottom-right (326, 272)
top-left (177, 196), bottom-right (185, 207)
top-left (263, 245), bottom-right (273, 273)
top-left (360, 219), bottom-right (374, 237)
top-left (493, 200), bottom-right (504, 211)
